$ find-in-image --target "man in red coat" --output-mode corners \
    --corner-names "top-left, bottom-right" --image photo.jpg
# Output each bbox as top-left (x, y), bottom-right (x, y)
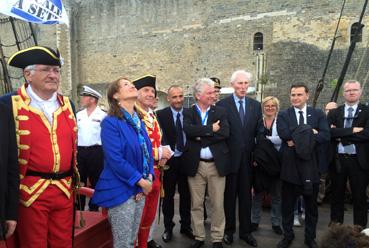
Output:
top-left (0, 46), bottom-right (78, 248)
top-left (134, 75), bottom-right (172, 248)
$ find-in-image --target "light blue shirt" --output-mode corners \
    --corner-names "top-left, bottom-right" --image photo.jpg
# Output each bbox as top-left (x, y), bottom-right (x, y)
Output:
top-left (233, 94), bottom-right (246, 115)
top-left (170, 106), bottom-right (186, 157)
top-left (338, 103), bottom-right (358, 154)
top-left (195, 104), bottom-right (213, 159)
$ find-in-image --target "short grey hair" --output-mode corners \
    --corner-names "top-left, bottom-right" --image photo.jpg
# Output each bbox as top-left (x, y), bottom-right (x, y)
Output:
top-left (192, 78), bottom-right (214, 99)
top-left (344, 79), bottom-right (361, 88)
top-left (230, 70), bottom-right (252, 84)
top-left (24, 64), bottom-right (36, 75)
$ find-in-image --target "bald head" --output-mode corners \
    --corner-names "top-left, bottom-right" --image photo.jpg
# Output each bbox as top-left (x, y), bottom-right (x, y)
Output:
top-left (167, 85), bottom-right (184, 111)
top-left (325, 102), bottom-right (337, 115)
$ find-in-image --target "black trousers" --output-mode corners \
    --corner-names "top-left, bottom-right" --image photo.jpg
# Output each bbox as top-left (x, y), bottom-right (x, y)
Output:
top-left (77, 145), bottom-right (104, 211)
top-left (281, 181), bottom-right (319, 241)
top-left (162, 156), bottom-right (192, 231)
top-left (224, 152), bottom-right (252, 237)
top-left (330, 155), bottom-right (368, 227)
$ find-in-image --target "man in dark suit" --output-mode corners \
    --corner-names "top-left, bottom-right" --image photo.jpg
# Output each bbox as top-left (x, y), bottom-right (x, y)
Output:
top-left (328, 80), bottom-right (369, 228)
top-left (156, 85), bottom-right (193, 242)
top-left (276, 84), bottom-right (330, 248)
top-left (182, 78), bottom-right (230, 248)
top-left (0, 102), bottom-right (19, 241)
top-left (217, 70), bottom-right (263, 247)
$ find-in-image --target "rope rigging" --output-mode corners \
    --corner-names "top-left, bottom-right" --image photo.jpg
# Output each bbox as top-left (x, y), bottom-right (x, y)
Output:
top-left (354, 31), bottom-right (369, 80)
top-left (331, 0), bottom-right (369, 102)
top-left (312, 0), bottom-right (346, 107)
top-left (0, 17), bottom-right (37, 94)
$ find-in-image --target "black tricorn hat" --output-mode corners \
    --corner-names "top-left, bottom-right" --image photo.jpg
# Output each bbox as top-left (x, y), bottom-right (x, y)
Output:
top-left (8, 46), bottom-right (62, 69)
top-left (133, 74), bottom-right (156, 91)
top-left (210, 77), bottom-right (221, 89)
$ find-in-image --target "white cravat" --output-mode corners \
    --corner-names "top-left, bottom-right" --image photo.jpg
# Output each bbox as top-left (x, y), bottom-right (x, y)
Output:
top-left (26, 85), bottom-right (59, 124)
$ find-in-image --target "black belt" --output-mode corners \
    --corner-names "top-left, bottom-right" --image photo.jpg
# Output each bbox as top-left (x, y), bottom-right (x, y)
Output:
top-left (26, 169), bottom-right (73, 180)
top-left (338, 154), bottom-right (357, 159)
top-left (200, 158), bottom-right (214, 162)
top-left (78, 145), bottom-right (101, 150)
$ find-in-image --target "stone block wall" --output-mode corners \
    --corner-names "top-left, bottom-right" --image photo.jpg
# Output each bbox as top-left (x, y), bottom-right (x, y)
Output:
top-left (2, 0), bottom-right (369, 108)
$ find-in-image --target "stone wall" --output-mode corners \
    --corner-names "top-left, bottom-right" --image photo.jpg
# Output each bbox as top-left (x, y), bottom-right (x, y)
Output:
top-left (2, 0), bottom-right (369, 108)
top-left (69, 0), bottom-right (369, 107)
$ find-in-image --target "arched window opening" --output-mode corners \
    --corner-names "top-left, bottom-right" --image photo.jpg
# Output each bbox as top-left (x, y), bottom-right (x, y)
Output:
top-left (351, 22), bottom-right (364, 43)
top-left (253, 32), bottom-right (264, 51)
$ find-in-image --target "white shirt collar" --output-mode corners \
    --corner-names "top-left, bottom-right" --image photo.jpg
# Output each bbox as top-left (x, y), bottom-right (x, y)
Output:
top-left (26, 85), bottom-right (59, 124)
top-left (344, 103), bottom-right (358, 111)
top-left (294, 104), bottom-right (307, 115)
top-left (294, 104), bottom-right (307, 124)
top-left (27, 84), bottom-right (57, 103)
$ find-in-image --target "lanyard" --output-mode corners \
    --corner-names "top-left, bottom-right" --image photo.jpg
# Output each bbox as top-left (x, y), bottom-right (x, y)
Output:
top-left (195, 105), bottom-right (209, 125)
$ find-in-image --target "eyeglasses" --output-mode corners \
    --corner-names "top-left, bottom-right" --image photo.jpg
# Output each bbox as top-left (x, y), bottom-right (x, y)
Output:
top-left (31, 67), bottom-right (61, 74)
top-left (264, 105), bottom-right (277, 108)
top-left (344, 89), bottom-right (360, 93)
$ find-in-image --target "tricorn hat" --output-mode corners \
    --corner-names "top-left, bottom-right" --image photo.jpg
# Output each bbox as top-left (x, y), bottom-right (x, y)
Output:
top-left (133, 74), bottom-right (156, 92)
top-left (8, 46), bottom-right (62, 69)
top-left (80, 86), bottom-right (102, 99)
top-left (210, 77), bottom-right (221, 89)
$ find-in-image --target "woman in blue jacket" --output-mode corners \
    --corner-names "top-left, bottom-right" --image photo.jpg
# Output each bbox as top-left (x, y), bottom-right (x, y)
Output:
top-left (92, 77), bottom-right (154, 248)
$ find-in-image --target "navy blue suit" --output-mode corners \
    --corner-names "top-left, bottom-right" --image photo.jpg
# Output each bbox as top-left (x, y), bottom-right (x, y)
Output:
top-left (277, 106), bottom-right (329, 242)
top-left (277, 107), bottom-right (330, 184)
top-left (217, 95), bottom-right (263, 236)
top-left (156, 107), bottom-right (192, 231)
top-left (0, 102), bottom-right (19, 238)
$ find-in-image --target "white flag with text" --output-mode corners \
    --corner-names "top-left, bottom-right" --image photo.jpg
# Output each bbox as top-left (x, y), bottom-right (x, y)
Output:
top-left (0, 0), bottom-right (69, 25)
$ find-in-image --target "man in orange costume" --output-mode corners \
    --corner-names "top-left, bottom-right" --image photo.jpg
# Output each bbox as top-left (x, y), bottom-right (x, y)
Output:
top-left (133, 75), bottom-right (172, 248)
top-left (0, 46), bottom-right (78, 248)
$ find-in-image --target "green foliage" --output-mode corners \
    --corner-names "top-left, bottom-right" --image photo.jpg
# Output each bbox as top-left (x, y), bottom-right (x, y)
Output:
top-left (329, 79), bottom-right (338, 87)
top-left (258, 74), bottom-right (269, 85)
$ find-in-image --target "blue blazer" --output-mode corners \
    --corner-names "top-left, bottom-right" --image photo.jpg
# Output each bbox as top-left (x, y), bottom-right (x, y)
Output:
top-left (91, 115), bottom-right (154, 208)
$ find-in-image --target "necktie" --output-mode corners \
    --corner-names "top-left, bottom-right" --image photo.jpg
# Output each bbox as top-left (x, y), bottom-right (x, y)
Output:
top-left (298, 111), bottom-right (304, 125)
top-left (239, 100), bottom-right (245, 126)
top-left (176, 112), bottom-right (184, 152)
top-left (345, 107), bottom-right (354, 128)
top-left (344, 107), bottom-right (355, 154)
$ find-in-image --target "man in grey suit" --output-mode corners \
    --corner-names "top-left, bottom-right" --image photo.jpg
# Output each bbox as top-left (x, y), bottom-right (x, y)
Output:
top-left (217, 70), bottom-right (263, 247)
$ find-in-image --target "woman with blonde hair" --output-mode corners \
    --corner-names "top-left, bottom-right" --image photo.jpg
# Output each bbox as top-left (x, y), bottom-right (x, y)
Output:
top-left (251, 96), bottom-right (283, 235)
top-left (91, 77), bottom-right (154, 248)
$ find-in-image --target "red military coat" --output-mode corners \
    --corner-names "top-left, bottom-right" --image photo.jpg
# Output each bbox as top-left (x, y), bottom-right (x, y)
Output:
top-left (11, 84), bottom-right (77, 207)
top-left (135, 104), bottom-right (163, 247)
